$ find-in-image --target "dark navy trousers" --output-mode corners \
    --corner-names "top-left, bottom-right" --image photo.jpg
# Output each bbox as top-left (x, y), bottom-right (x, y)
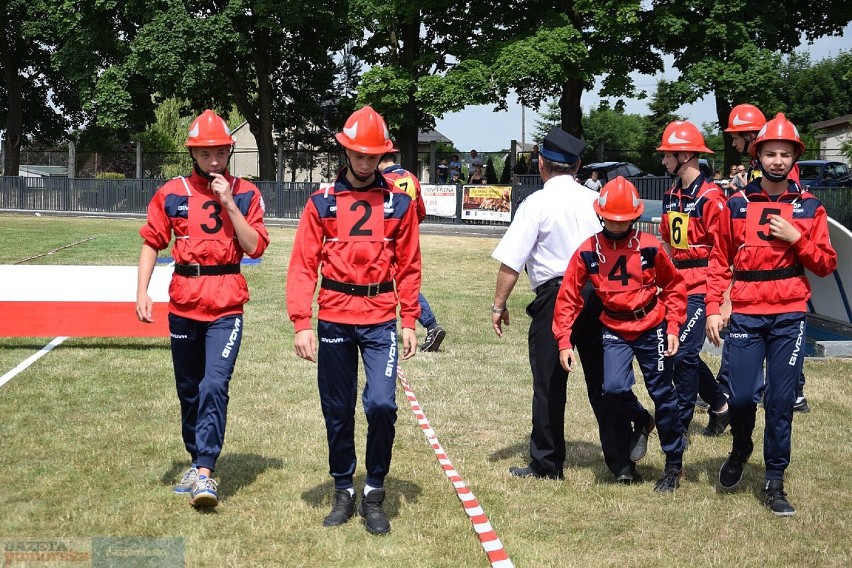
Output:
top-left (726, 312), bottom-right (805, 480)
top-left (602, 322), bottom-right (686, 466)
top-left (672, 294), bottom-right (707, 432)
top-left (317, 319), bottom-right (398, 490)
top-left (418, 293), bottom-right (437, 329)
top-left (169, 313), bottom-right (243, 471)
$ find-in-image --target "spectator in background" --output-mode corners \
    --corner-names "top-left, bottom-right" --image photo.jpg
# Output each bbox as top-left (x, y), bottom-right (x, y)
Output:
top-left (448, 154), bottom-right (462, 180)
top-left (529, 144), bottom-right (540, 175)
top-left (468, 165), bottom-right (487, 184)
top-left (731, 165), bottom-right (747, 191)
top-left (450, 170), bottom-right (462, 185)
top-left (470, 149), bottom-right (484, 171)
top-left (436, 158), bottom-right (449, 184)
top-left (513, 157), bottom-right (529, 175)
top-left (583, 170), bottom-right (602, 191)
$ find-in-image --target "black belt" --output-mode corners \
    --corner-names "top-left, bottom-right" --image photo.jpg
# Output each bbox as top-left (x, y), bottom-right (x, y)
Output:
top-left (534, 277), bottom-right (563, 295)
top-left (604, 296), bottom-right (658, 321)
top-left (321, 277), bottom-right (394, 297)
top-left (174, 263), bottom-right (241, 277)
top-left (733, 265), bottom-right (804, 282)
top-left (673, 258), bottom-right (709, 269)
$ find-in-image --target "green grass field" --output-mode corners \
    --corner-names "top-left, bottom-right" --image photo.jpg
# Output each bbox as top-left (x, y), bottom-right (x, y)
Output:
top-left (1, 212), bottom-right (851, 567)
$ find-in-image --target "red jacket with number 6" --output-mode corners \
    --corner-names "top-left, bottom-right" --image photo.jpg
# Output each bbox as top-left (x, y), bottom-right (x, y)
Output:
top-left (553, 230), bottom-right (686, 350)
top-left (705, 180), bottom-right (837, 316)
top-left (286, 169), bottom-right (422, 332)
top-left (660, 175), bottom-right (729, 296)
top-left (140, 170), bottom-right (270, 321)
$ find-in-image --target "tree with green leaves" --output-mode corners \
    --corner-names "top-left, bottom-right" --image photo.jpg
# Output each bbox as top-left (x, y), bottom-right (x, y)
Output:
top-left (651, 0), bottom-right (852, 170)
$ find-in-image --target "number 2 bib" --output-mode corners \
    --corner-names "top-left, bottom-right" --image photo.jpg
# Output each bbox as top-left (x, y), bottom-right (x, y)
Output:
top-left (744, 202), bottom-right (793, 248)
top-left (336, 191), bottom-right (385, 242)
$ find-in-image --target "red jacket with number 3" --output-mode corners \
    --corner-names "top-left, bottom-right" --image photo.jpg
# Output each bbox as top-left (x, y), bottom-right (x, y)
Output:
top-left (140, 170), bottom-right (270, 321)
top-left (706, 180), bottom-right (837, 317)
top-left (286, 170), bottom-right (422, 332)
top-left (553, 230), bottom-right (687, 351)
top-left (659, 175), bottom-right (729, 296)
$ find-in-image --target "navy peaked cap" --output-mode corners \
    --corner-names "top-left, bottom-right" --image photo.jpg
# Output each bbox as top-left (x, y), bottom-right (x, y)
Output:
top-left (539, 127), bottom-right (585, 164)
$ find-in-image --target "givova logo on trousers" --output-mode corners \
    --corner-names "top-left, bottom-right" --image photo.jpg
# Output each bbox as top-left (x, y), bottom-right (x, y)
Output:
top-left (385, 331), bottom-right (397, 377)
top-left (221, 317), bottom-right (242, 358)
top-left (656, 328), bottom-right (665, 371)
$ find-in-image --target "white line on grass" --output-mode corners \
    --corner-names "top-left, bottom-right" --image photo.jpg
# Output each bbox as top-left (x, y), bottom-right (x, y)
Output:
top-left (397, 366), bottom-right (514, 568)
top-left (0, 337), bottom-right (68, 388)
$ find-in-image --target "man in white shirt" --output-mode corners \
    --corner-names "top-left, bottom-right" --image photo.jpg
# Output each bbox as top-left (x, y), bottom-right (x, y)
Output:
top-left (490, 127), bottom-right (642, 483)
top-left (584, 170), bottom-right (602, 191)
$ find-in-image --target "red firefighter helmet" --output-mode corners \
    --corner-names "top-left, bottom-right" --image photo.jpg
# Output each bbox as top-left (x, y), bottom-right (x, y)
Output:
top-left (335, 106), bottom-right (393, 155)
top-left (724, 104), bottom-right (767, 133)
top-left (656, 121), bottom-right (713, 153)
top-left (750, 113), bottom-right (805, 158)
top-left (594, 176), bottom-right (645, 221)
top-left (185, 110), bottom-right (235, 147)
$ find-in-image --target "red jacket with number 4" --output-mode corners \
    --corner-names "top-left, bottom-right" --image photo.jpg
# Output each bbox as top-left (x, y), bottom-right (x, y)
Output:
top-left (660, 175), bottom-right (729, 296)
top-left (706, 180), bottom-right (837, 316)
top-left (140, 170), bottom-right (270, 321)
top-left (553, 230), bottom-right (687, 350)
top-left (382, 164), bottom-right (427, 223)
top-left (286, 169), bottom-right (422, 332)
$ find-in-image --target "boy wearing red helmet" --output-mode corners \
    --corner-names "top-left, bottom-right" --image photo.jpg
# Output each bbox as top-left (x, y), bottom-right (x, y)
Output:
top-left (657, 121), bottom-right (731, 438)
top-left (136, 109), bottom-right (270, 508)
top-left (706, 113), bottom-right (836, 516)
top-left (286, 105), bottom-right (421, 535)
top-left (553, 177), bottom-right (688, 492)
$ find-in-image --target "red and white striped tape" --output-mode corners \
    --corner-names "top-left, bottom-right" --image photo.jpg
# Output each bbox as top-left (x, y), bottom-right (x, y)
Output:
top-left (397, 366), bottom-right (513, 568)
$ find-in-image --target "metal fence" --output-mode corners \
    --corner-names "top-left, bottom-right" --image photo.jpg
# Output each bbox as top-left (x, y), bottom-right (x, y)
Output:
top-left (2, 176), bottom-right (850, 231)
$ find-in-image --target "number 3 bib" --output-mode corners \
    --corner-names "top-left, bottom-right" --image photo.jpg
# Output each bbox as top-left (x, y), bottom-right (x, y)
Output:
top-left (336, 191), bottom-right (385, 242)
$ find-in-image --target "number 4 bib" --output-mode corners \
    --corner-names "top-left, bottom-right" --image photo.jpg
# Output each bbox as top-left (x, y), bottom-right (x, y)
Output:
top-left (598, 248), bottom-right (643, 292)
top-left (336, 191), bottom-right (385, 242)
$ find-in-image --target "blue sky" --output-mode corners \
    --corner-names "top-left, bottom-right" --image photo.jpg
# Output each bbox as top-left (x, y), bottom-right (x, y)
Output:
top-left (435, 23), bottom-right (852, 152)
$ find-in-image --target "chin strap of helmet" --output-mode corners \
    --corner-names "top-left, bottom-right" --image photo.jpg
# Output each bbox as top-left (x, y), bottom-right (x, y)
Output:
top-left (344, 153), bottom-right (377, 184)
top-left (759, 163), bottom-right (791, 183)
top-left (190, 147), bottom-right (234, 181)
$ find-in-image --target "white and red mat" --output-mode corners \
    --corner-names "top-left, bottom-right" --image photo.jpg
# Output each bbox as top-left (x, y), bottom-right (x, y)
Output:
top-left (397, 366), bottom-right (513, 568)
top-left (0, 265), bottom-right (172, 337)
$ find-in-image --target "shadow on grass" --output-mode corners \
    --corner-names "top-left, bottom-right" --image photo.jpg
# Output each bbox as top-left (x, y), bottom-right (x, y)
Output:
top-left (161, 453), bottom-right (283, 499)
top-left (301, 475), bottom-right (423, 519)
top-left (489, 439), bottom-right (615, 482)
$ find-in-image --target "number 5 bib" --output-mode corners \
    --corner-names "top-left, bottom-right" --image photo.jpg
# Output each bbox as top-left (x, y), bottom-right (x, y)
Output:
top-left (336, 190), bottom-right (385, 242)
top-left (744, 202), bottom-right (793, 248)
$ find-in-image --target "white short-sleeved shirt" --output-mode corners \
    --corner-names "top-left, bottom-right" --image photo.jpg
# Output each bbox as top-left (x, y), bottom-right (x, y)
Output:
top-left (492, 174), bottom-right (602, 290)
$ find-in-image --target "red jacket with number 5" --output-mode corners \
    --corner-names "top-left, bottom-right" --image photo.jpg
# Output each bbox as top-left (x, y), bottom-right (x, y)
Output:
top-left (553, 230), bottom-right (686, 350)
top-left (286, 169), bottom-right (422, 332)
top-left (705, 180), bottom-right (837, 316)
top-left (140, 170), bottom-right (270, 321)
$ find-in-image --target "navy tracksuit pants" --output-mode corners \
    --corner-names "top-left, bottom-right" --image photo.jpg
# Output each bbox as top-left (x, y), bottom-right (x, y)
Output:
top-left (169, 313), bottom-right (243, 471)
top-left (726, 312), bottom-right (806, 480)
top-left (602, 322), bottom-right (686, 467)
top-left (672, 294), bottom-right (706, 432)
top-left (317, 319), bottom-right (398, 490)
top-left (418, 293), bottom-right (437, 329)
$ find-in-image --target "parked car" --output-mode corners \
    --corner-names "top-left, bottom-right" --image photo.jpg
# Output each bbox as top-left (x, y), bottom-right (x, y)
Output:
top-left (797, 160), bottom-right (852, 188)
top-left (578, 161), bottom-right (648, 182)
top-left (698, 158), bottom-right (716, 180)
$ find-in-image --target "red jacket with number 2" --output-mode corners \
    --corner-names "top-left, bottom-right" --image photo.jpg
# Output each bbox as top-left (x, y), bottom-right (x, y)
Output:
top-left (553, 230), bottom-right (687, 351)
top-left (286, 169), bottom-right (422, 332)
top-left (140, 170), bottom-right (270, 322)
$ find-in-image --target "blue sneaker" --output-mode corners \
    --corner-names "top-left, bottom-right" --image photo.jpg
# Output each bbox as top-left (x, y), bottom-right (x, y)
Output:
top-left (174, 467), bottom-right (198, 494)
top-left (189, 476), bottom-right (219, 508)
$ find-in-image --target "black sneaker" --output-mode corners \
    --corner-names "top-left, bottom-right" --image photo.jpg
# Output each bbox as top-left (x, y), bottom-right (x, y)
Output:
top-left (718, 444), bottom-right (752, 490)
top-left (695, 396), bottom-right (710, 411)
top-left (763, 480), bottom-right (796, 516)
top-left (359, 489), bottom-right (390, 535)
top-left (702, 407), bottom-right (731, 437)
top-left (629, 412), bottom-right (655, 463)
top-left (508, 465), bottom-right (564, 480)
top-left (323, 489), bottom-right (356, 527)
top-left (654, 466), bottom-right (684, 493)
top-left (420, 325), bottom-right (446, 352)
top-left (793, 397), bottom-right (810, 413)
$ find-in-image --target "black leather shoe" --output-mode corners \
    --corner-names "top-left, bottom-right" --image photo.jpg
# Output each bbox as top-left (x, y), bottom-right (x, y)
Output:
top-left (763, 480), bottom-right (796, 516)
top-left (615, 471), bottom-right (644, 485)
top-left (702, 407), bottom-right (731, 437)
top-left (359, 489), bottom-right (391, 535)
top-left (323, 489), bottom-right (355, 527)
top-left (630, 411), bottom-right (655, 462)
top-left (508, 465), bottom-right (563, 480)
top-left (719, 443), bottom-right (753, 490)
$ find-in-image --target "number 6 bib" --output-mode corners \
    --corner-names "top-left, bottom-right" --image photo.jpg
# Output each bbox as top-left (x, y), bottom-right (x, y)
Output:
top-left (336, 190), bottom-right (385, 242)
